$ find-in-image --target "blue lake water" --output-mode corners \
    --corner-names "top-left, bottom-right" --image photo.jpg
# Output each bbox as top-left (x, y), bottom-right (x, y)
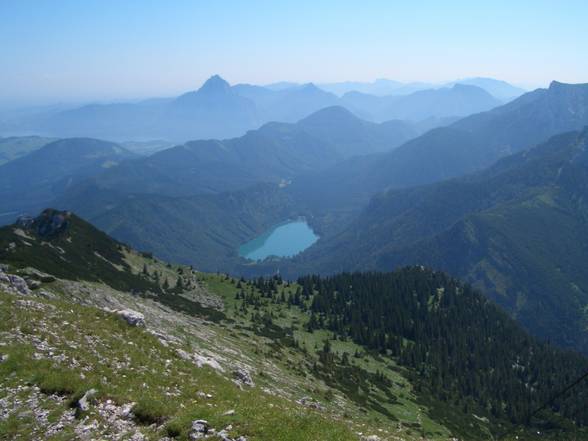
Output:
top-left (239, 220), bottom-right (319, 261)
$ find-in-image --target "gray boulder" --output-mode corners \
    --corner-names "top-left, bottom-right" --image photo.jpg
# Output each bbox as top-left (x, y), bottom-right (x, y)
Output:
top-left (77, 388), bottom-right (98, 411)
top-left (115, 309), bottom-right (145, 327)
top-left (232, 368), bottom-right (254, 387)
top-left (296, 396), bottom-right (324, 411)
top-left (190, 419), bottom-right (210, 439)
top-left (0, 268), bottom-right (32, 295)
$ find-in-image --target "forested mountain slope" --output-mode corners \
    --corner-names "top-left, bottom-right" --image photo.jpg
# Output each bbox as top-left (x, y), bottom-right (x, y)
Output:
top-left (292, 128), bottom-right (588, 354)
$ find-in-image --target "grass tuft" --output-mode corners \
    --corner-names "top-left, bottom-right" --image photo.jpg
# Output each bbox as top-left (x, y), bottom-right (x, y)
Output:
top-left (133, 397), bottom-right (172, 425)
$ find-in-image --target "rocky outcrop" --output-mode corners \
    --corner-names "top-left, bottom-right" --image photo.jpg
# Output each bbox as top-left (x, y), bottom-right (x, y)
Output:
top-left (232, 368), bottom-right (254, 388)
top-left (77, 389), bottom-right (98, 412)
top-left (0, 267), bottom-right (31, 295)
top-left (176, 349), bottom-right (224, 372)
top-left (115, 309), bottom-right (145, 327)
top-left (296, 396), bottom-right (324, 411)
top-left (189, 419), bottom-right (247, 440)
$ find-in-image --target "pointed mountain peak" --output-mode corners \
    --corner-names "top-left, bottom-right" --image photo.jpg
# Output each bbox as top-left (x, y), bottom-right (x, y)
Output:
top-left (198, 75), bottom-right (231, 94)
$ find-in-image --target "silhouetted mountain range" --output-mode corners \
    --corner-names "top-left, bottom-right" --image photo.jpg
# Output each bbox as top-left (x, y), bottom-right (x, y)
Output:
top-left (2, 75), bottom-right (510, 142)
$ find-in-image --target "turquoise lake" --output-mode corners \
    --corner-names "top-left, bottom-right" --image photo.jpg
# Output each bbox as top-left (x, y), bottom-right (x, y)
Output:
top-left (239, 220), bottom-right (319, 261)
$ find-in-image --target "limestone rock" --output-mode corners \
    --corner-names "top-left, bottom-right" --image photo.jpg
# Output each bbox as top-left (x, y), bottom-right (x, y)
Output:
top-left (0, 268), bottom-right (32, 295)
top-left (115, 309), bottom-right (145, 327)
top-left (232, 368), bottom-right (254, 387)
top-left (77, 389), bottom-right (97, 412)
top-left (296, 396), bottom-right (324, 411)
top-left (189, 419), bottom-right (210, 439)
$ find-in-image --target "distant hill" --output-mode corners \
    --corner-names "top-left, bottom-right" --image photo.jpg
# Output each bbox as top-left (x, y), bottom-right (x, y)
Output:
top-left (318, 77), bottom-right (525, 100)
top-left (78, 121), bottom-right (340, 198)
top-left (341, 84), bottom-right (501, 122)
top-left (261, 83), bottom-right (340, 122)
top-left (448, 77), bottom-right (526, 101)
top-left (296, 106), bottom-right (419, 157)
top-left (291, 128), bottom-right (588, 355)
top-left (0, 138), bottom-right (134, 224)
top-left (318, 78), bottom-right (406, 96)
top-left (57, 106), bottom-right (423, 201)
top-left (0, 135), bottom-right (56, 165)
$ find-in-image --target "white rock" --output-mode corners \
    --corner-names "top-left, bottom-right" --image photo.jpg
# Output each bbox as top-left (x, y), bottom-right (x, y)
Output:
top-left (232, 368), bottom-right (254, 387)
top-left (115, 309), bottom-right (145, 327)
top-left (77, 388), bottom-right (97, 411)
top-left (0, 268), bottom-right (31, 295)
top-left (193, 354), bottom-right (224, 372)
top-left (189, 419), bottom-right (209, 439)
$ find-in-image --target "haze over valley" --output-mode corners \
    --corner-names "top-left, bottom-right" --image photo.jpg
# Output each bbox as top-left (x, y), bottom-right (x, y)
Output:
top-left (2, 2), bottom-right (588, 440)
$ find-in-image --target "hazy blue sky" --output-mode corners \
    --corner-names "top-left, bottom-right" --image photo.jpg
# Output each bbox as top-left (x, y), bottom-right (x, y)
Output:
top-left (1, 0), bottom-right (587, 104)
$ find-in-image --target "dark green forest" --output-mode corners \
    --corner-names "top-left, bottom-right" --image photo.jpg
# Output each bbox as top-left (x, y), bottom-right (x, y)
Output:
top-left (289, 269), bottom-right (588, 432)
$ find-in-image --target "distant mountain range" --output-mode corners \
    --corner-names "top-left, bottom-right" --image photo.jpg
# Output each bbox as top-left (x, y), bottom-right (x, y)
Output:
top-left (288, 81), bottom-right (588, 216)
top-left (341, 83), bottom-right (501, 122)
top-left (1, 75), bottom-right (515, 142)
top-left (0, 106), bottom-right (422, 224)
top-left (305, 77), bottom-right (527, 100)
top-left (2, 78), bottom-right (588, 361)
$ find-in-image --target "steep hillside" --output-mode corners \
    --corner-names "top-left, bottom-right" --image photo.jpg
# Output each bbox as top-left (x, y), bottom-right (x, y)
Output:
top-left (0, 209), bottom-right (157, 292)
top-left (293, 129), bottom-right (588, 354)
top-left (80, 184), bottom-right (301, 271)
top-left (1, 211), bottom-right (588, 440)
